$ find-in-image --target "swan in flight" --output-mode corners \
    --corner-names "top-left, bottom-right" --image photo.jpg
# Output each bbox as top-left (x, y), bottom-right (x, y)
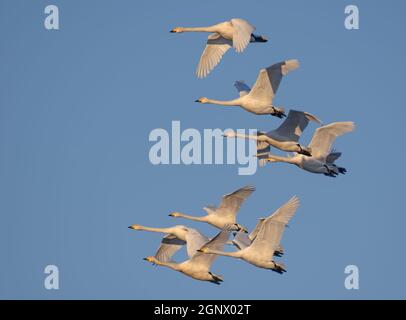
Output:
top-left (170, 18), bottom-right (267, 78)
top-left (232, 218), bottom-right (284, 257)
top-left (224, 110), bottom-right (321, 161)
top-left (195, 60), bottom-right (300, 118)
top-left (143, 227), bottom-right (229, 284)
top-left (263, 122), bottom-right (355, 177)
top-left (198, 196), bottom-right (300, 273)
top-left (169, 185), bottom-right (255, 232)
top-left (128, 224), bottom-right (205, 261)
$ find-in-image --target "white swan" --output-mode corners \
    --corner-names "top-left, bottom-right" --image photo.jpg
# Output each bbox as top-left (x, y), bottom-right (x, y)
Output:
top-left (128, 224), bottom-right (202, 261)
top-left (232, 218), bottom-right (284, 257)
top-left (198, 196), bottom-right (300, 273)
top-left (224, 110), bottom-right (321, 160)
top-left (143, 227), bottom-right (228, 284)
top-left (170, 18), bottom-right (267, 78)
top-left (169, 185), bottom-right (255, 232)
top-left (263, 122), bottom-right (355, 177)
top-left (195, 60), bottom-right (300, 117)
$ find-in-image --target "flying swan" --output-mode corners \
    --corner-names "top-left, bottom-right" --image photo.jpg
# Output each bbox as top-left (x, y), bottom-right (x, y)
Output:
top-left (143, 227), bottom-right (229, 284)
top-left (169, 185), bottom-right (255, 232)
top-left (170, 18), bottom-right (267, 78)
top-left (198, 196), bottom-right (300, 273)
top-left (263, 122), bottom-right (355, 176)
top-left (195, 60), bottom-right (300, 118)
top-left (224, 110), bottom-right (321, 162)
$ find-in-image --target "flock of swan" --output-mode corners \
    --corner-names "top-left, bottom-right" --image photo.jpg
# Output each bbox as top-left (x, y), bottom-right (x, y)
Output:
top-left (129, 18), bottom-right (355, 284)
top-left (130, 186), bottom-right (297, 284)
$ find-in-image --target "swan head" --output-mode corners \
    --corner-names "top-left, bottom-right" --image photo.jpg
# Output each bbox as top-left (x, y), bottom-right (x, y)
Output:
top-left (195, 97), bottom-right (209, 104)
top-left (128, 224), bottom-right (142, 230)
top-left (170, 27), bottom-right (184, 33)
top-left (169, 212), bottom-right (182, 218)
top-left (143, 256), bottom-right (158, 264)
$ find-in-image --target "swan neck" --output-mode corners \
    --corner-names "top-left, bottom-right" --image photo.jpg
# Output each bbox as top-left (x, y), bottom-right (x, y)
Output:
top-left (139, 226), bottom-right (171, 233)
top-left (156, 260), bottom-right (180, 271)
top-left (268, 154), bottom-right (296, 164)
top-left (178, 213), bottom-right (207, 222)
top-left (181, 26), bottom-right (216, 33)
top-left (209, 249), bottom-right (241, 258)
top-left (206, 98), bottom-right (241, 106)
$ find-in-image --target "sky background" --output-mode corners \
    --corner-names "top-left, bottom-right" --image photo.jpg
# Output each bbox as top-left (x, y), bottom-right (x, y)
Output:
top-left (1, 0), bottom-right (405, 299)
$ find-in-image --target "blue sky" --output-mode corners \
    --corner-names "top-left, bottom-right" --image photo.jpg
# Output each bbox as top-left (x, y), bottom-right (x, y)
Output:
top-left (1, 0), bottom-right (405, 299)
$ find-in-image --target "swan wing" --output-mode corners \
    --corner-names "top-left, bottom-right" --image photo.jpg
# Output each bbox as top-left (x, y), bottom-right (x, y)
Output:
top-left (232, 231), bottom-right (252, 250)
top-left (234, 80), bottom-right (251, 97)
top-left (191, 228), bottom-right (231, 269)
top-left (213, 185), bottom-right (255, 219)
top-left (308, 122), bottom-right (355, 161)
top-left (271, 110), bottom-right (321, 142)
top-left (185, 228), bottom-right (209, 259)
top-left (230, 18), bottom-right (255, 53)
top-left (154, 235), bottom-right (186, 262)
top-left (249, 60), bottom-right (300, 104)
top-left (249, 196), bottom-right (299, 258)
top-left (196, 33), bottom-right (232, 78)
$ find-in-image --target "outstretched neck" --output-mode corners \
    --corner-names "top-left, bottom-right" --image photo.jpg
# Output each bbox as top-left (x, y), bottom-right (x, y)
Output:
top-left (206, 98), bottom-right (242, 107)
top-left (155, 260), bottom-right (181, 271)
top-left (177, 213), bottom-right (208, 223)
top-left (138, 226), bottom-right (172, 234)
top-left (207, 249), bottom-right (243, 259)
top-left (233, 133), bottom-right (275, 145)
top-left (267, 154), bottom-right (297, 164)
top-left (180, 26), bottom-right (217, 33)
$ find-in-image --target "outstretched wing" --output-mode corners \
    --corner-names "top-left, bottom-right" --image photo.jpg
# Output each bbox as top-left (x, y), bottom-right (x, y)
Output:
top-left (191, 228), bottom-right (231, 270)
top-left (248, 196), bottom-right (300, 259)
top-left (248, 60), bottom-right (300, 104)
top-left (185, 228), bottom-right (209, 259)
top-left (234, 81), bottom-right (251, 97)
top-left (270, 110), bottom-right (321, 142)
top-left (230, 18), bottom-right (255, 53)
top-left (154, 235), bottom-right (186, 262)
top-left (232, 231), bottom-right (251, 250)
top-left (308, 122), bottom-right (355, 161)
top-left (196, 33), bottom-right (232, 78)
top-left (248, 218), bottom-right (266, 241)
top-left (210, 185), bottom-right (255, 219)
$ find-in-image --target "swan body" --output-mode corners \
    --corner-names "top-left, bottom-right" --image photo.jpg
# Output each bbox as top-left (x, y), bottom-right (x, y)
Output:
top-left (264, 122), bottom-right (355, 176)
top-left (199, 196), bottom-right (300, 273)
top-left (143, 228), bottom-right (228, 284)
top-left (232, 218), bottom-right (284, 257)
top-left (196, 60), bottom-right (300, 117)
top-left (169, 185), bottom-right (255, 232)
top-left (224, 110), bottom-right (321, 159)
top-left (170, 18), bottom-right (267, 78)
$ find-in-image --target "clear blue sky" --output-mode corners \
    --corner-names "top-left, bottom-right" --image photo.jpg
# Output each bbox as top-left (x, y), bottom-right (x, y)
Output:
top-left (1, 0), bottom-right (405, 299)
